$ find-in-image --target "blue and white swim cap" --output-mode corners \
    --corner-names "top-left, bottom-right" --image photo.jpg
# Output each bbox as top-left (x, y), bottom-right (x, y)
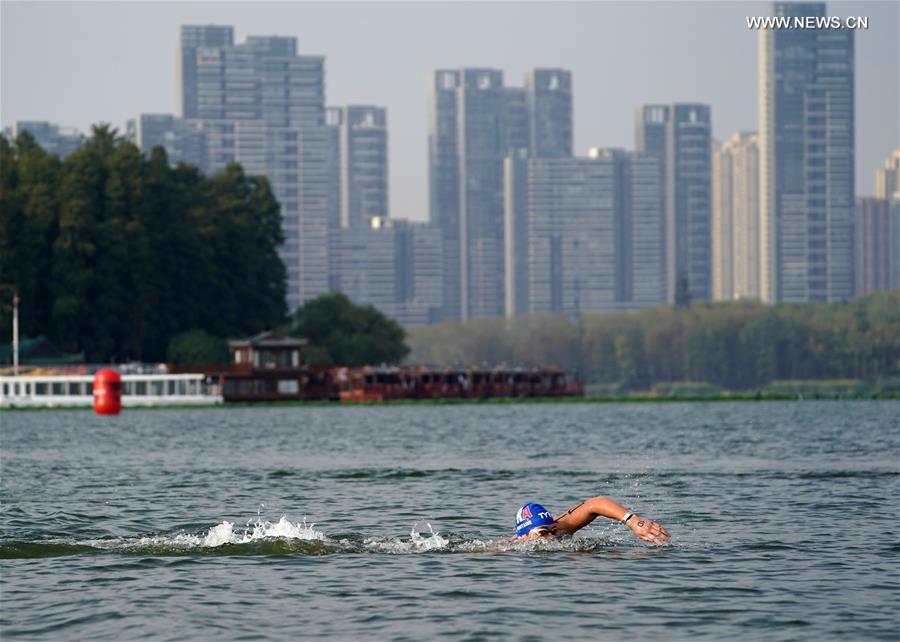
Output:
top-left (515, 502), bottom-right (554, 537)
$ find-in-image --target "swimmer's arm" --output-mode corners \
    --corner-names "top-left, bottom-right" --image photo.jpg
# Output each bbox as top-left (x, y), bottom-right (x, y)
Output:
top-left (553, 496), bottom-right (670, 545)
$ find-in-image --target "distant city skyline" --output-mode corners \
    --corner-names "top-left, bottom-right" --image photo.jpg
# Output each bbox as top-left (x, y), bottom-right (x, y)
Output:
top-left (2, 1), bottom-right (897, 221)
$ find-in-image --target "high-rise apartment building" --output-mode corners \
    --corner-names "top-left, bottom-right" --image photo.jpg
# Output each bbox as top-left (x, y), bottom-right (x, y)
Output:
top-left (428, 70), bottom-right (463, 322)
top-left (856, 150), bottom-right (900, 294)
top-left (4, 121), bottom-right (83, 159)
top-left (429, 67), bottom-right (573, 321)
top-left (328, 219), bottom-right (398, 318)
top-left (459, 69), bottom-right (525, 320)
top-left (328, 218), bottom-right (444, 326)
top-left (177, 25), bottom-right (234, 119)
top-left (338, 106), bottom-right (389, 229)
top-left (875, 149), bottom-right (900, 200)
top-left (126, 114), bottom-right (207, 167)
top-left (712, 132), bottom-right (760, 301)
top-left (393, 220), bottom-right (445, 326)
top-left (172, 26), bottom-right (330, 311)
top-left (635, 103), bottom-right (713, 302)
top-left (758, 2), bottom-right (855, 303)
top-left (325, 107), bottom-right (343, 231)
top-left (855, 197), bottom-right (897, 294)
top-left (525, 69), bottom-right (573, 158)
top-left (504, 149), bottom-right (665, 317)
top-left (626, 152), bottom-right (668, 308)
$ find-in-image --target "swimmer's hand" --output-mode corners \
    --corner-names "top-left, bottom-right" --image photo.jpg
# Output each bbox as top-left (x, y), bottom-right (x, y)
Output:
top-left (628, 516), bottom-right (671, 545)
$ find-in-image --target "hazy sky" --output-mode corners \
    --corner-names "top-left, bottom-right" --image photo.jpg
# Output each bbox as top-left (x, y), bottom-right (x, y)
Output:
top-left (2, 1), bottom-right (898, 220)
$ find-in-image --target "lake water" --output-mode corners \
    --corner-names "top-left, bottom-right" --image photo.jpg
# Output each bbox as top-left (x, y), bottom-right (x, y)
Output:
top-left (1, 401), bottom-right (898, 641)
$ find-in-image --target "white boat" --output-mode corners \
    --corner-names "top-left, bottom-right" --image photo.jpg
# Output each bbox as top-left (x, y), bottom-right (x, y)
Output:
top-left (0, 373), bottom-right (223, 408)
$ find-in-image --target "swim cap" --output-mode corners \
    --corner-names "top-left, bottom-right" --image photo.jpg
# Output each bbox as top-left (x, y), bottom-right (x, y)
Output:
top-left (515, 503), bottom-right (554, 537)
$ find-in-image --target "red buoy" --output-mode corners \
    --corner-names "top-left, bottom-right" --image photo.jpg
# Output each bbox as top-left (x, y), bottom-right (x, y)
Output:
top-left (93, 369), bottom-right (122, 415)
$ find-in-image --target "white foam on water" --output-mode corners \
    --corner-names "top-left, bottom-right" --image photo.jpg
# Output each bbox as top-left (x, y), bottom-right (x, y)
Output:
top-left (71, 516), bottom-right (327, 552)
top-left (202, 516), bottom-right (327, 547)
top-left (363, 522), bottom-right (449, 554)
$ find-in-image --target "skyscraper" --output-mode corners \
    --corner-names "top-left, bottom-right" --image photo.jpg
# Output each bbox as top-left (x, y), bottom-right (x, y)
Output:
top-left (875, 149), bottom-right (900, 200)
top-left (328, 218), bottom-right (398, 318)
top-left (504, 149), bottom-right (665, 317)
top-left (758, 2), bottom-right (855, 303)
top-left (525, 69), bottom-right (573, 158)
top-left (177, 25), bottom-right (234, 119)
top-left (429, 67), bottom-right (573, 321)
top-left (626, 152), bottom-right (668, 308)
top-left (338, 106), bottom-right (389, 229)
top-left (324, 105), bottom-right (391, 312)
top-left (325, 107), bottom-right (343, 232)
top-left (393, 220), bottom-right (445, 326)
top-left (635, 103), bottom-right (713, 302)
top-left (460, 69), bottom-right (525, 320)
top-left (176, 26), bottom-right (330, 311)
top-left (712, 132), bottom-right (760, 301)
top-left (856, 149), bottom-right (900, 294)
top-left (428, 70), bottom-right (462, 322)
top-left (855, 198), bottom-right (896, 294)
top-left (327, 217), bottom-right (444, 326)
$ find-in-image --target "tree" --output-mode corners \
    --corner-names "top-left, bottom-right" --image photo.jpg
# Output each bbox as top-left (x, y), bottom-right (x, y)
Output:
top-left (0, 133), bottom-right (61, 341)
top-left (674, 272), bottom-right (692, 309)
top-left (0, 130), bottom-right (288, 362)
top-left (166, 329), bottom-right (229, 364)
top-left (290, 292), bottom-right (409, 366)
top-left (615, 325), bottom-right (647, 389)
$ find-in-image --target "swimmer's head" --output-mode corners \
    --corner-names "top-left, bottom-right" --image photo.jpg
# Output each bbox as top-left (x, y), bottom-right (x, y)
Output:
top-left (515, 502), bottom-right (554, 537)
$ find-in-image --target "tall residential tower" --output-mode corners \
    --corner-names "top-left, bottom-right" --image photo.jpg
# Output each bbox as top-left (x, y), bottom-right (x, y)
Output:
top-left (428, 67), bottom-right (573, 321)
top-left (758, 2), bottom-right (855, 302)
top-left (635, 104), bottom-right (713, 303)
top-left (712, 132), bottom-right (760, 301)
top-left (175, 27), bottom-right (329, 310)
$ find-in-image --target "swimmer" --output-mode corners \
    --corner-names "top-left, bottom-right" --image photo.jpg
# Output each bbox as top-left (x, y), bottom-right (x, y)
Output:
top-left (515, 497), bottom-right (670, 545)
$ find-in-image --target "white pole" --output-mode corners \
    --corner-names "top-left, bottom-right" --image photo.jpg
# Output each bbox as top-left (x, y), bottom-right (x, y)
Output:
top-left (12, 293), bottom-right (19, 376)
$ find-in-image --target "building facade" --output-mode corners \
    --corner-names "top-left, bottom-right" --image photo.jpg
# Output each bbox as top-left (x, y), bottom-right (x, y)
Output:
top-left (328, 218), bottom-right (444, 326)
top-left (855, 197), bottom-right (899, 294)
top-left (712, 132), bottom-right (760, 301)
top-left (177, 25), bottom-right (234, 119)
top-left (758, 2), bottom-right (855, 303)
top-left (504, 150), bottom-right (665, 318)
top-left (338, 106), bottom-right (389, 229)
top-left (635, 103), bottom-right (713, 303)
top-left (525, 69), bottom-right (573, 159)
top-left (429, 67), bottom-right (573, 321)
top-left (875, 148), bottom-right (900, 200)
top-left (328, 219), bottom-right (398, 318)
top-left (4, 121), bottom-right (83, 159)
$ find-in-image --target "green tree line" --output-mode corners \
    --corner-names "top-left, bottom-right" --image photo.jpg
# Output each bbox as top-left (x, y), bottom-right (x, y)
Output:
top-left (0, 127), bottom-right (287, 362)
top-left (406, 292), bottom-right (900, 390)
top-left (288, 292), bottom-right (409, 366)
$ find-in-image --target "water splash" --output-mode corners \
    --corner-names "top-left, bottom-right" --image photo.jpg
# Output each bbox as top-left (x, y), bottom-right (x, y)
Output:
top-left (201, 516), bottom-right (326, 547)
top-left (363, 522), bottom-right (449, 553)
